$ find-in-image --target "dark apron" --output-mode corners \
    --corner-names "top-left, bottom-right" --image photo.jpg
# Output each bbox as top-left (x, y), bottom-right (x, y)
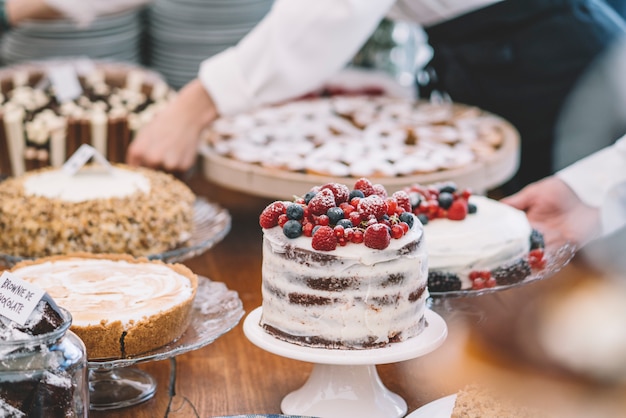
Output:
top-left (420, 0), bottom-right (626, 193)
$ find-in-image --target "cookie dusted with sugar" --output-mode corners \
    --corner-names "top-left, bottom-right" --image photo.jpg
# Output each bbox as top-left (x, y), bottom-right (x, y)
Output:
top-left (0, 163), bottom-right (195, 258)
top-left (259, 177), bottom-right (429, 349)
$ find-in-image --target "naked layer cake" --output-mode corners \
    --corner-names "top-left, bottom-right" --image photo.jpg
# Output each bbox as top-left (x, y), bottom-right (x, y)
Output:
top-left (259, 177), bottom-right (428, 349)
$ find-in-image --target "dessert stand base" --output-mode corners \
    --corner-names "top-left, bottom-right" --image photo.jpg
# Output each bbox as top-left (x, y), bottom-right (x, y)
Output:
top-left (281, 364), bottom-right (406, 418)
top-left (88, 368), bottom-right (156, 411)
top-left (244, 307), bottom-right (447, 418)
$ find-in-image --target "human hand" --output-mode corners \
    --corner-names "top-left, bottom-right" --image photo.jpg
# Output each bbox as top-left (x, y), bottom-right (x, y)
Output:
top-left (126, 78), bottom-right (218, 173)
top-left (501, 176), bottom-right (601, 250)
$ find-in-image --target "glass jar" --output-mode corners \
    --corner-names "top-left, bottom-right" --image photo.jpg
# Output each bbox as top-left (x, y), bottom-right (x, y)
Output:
top-left (0, 307), bottom-right (89, 417)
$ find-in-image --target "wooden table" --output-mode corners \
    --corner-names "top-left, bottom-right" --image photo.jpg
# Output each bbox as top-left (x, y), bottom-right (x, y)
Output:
top-left (91, 173), bottom-right (626, 418)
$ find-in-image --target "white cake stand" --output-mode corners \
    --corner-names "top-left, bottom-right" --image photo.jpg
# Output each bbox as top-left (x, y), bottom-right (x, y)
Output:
top-left (244, 307), bottom-right (447, 418)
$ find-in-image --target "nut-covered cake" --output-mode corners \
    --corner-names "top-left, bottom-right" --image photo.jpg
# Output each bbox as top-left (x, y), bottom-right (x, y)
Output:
top-left (10, 253), bottom-right (198, 360)
top-left (0, 163), bottom-right (195, 258)
top-left (0, 61), bottom-right (175, 177)
top-left (404, 182), bottom-right (545, 292)
top-left (259, 177), bottom-right (428, 349)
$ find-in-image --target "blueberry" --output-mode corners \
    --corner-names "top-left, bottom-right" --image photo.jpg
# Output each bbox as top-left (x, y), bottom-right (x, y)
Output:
top-left (327, 207), bottom-right (344, 224)
top-left (304, 191), bottom-right (317, 204)
top-left (336, 219), bottom-right (353, 229)
top-left (399, 212), bottom-right (414, 228)
top-left (283, 220), bottom-right (303, 238)
top-left (417, 214), bottom-right (429, 225)
top-left (438, 182), bottom-right (457, 194)
top-left (529, 229), bottom-right (545, 249)
top-left (438, 192), bottom-right (454, 209)
top-left (409, 192), bottom-right (422, 208)
top-left (349, 189), bottom-right (365, 200)
top-left (286, 204), bottom-right (304, 220)
top-left (468, 202), bottom-right (477, 214)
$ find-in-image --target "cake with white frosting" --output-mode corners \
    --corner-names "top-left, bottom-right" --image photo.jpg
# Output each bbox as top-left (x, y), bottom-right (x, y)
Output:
top-left (404, 182), bottom-right (545, 292)
top-left (205, 95), bottom-right (507, 178)
top-left (0, 163), bottom-right (195, 258)
top-left (259, 177), bottom-right (428, 349)
top-left (0, 61), bottom-right (175, 177)
top-left (10, 253), bottom-right (198, 359)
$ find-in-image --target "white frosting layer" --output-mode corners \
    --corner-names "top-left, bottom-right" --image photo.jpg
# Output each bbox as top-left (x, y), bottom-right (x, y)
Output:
top-left (11, 258), bottom-right (194, 328)
top-left (424, 196), bottom-right (531, 288)
top-left (22, 166), bottom-right (150, 202)
top-left (261, 217), bottom-right (428, 348)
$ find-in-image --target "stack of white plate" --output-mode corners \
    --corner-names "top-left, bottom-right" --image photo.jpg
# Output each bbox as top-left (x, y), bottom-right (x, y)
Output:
top-left (0, 10), bottom-right (144, 66)
top-left (146, 0), bottom-right (274, 89)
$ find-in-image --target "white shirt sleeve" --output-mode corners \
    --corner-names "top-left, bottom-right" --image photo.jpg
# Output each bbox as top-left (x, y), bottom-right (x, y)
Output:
top-left (199, 0), bottom-right (396, 116)
top-left (44, 0), bottom-right (152, 27)
top-left (557, 135), bottom-right (626, 236)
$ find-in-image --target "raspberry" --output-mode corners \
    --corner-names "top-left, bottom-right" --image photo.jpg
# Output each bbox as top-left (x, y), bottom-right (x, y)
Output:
top-left (357, 195), bottom-right (387, 219)
top-left (311, 225), bottom-right (337, 251)
top-left (353, 178), bottom-right (375, 197)
top-left (321, 182), bottom-right (350, 205)
top-left (307, 188), bottom-right (336, 216)
top-left (392, 190), bottom-right (411, 212)
top-left (372, 184), bottom-right (387, 198)
top-left (363, 223), bottom-right (391, 249)
top-left (259, 201), bottom-right (286, 228)
top-left (447, 199), bottom-right (468, 221)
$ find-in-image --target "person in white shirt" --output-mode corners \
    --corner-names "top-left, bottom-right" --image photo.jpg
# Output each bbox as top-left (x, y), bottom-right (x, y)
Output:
top-left (502, 136), bottom-right (626, 250)
top-left (124, 0), bottom-right (625, 193)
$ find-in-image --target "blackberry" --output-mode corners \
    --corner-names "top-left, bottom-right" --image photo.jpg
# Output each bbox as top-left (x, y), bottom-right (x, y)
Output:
top-left (529, 229), bottom-right (545, 250)
top-left (491, 259), bottom-right (531, 285)
top-left (283, 220), bottom-right (303, 238)
top-left (427, 271), bottom-right (462, 292)
top-left (286, 203), bottom-right (304, 220)
top-left (417, 213), bottom-right (429, 225)
top-left (399, 211), bottom-right (414, 228)
top-left (437, 192), bottom-right (454, 209)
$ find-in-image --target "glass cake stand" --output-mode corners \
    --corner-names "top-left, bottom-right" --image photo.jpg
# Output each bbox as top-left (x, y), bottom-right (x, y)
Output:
top-left (88, 276), bottom-right (244, 411)
top-left (428, 243), bottom-right (577, 299)
top-left (0, 197), bottom-right (231, 267)
top-left (243, 307), bottom-right (447, 418)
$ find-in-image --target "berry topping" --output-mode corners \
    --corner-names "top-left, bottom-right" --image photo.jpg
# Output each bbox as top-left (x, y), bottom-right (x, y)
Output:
top-left (447, 199), bottom-right (468, 221)
top-left (529, 229), bottom-right (545, 250)
top-left (427, 272), bottom-right (462, 292)
top-left (392, 190), bottom-right (411, 212)
top-left (261, 178), bottom-right (424, 251)
top-left (259, 201), bottom-right (287, 229)
top-left (321, 183), bottom-right (350, 205)
top-left (308, 188), bottom-right (336, 216)
top-left (353, 178), bottom-right (375, 197)
top-left (286, 203), bottom-right (305, 220)
top-left (311, 225), bottom-right (337, 251)
top-left (283, 220), bottom-right (303, 238)
top-left (357, 195), bottom-right (387, 219)
top-left (437, 192), bottom-right (454, 209)
top-left (363, 223), bottom-right (391, 249)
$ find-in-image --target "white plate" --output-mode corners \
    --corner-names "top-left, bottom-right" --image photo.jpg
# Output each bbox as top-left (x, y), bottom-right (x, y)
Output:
top-left (406, 395), bottom-right (456, 418)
